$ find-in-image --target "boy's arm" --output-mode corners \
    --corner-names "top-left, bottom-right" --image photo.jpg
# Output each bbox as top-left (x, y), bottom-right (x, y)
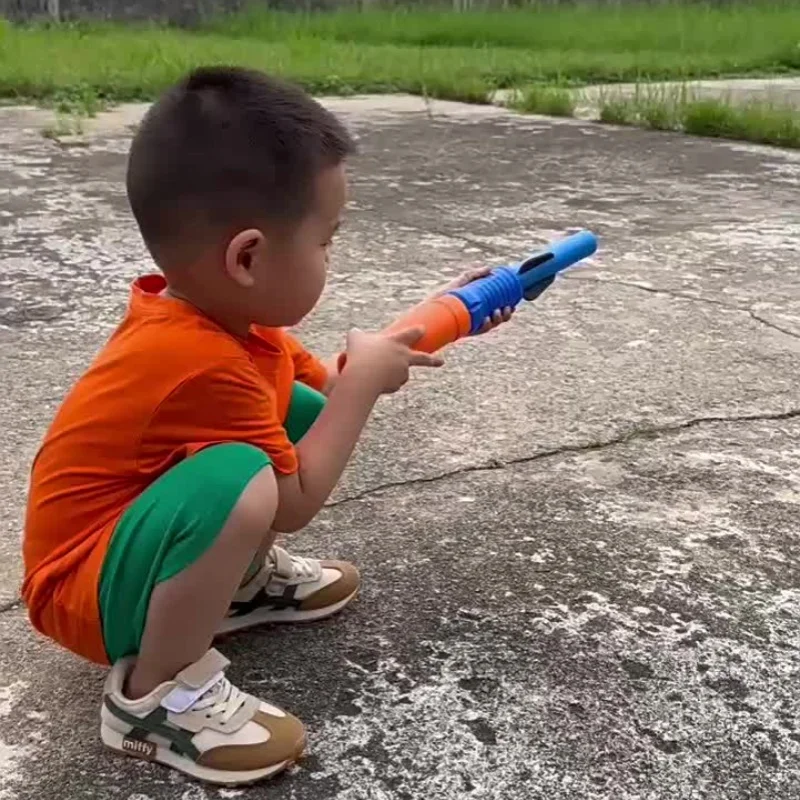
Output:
top-left (273, 326), bottom-right (442, 532)
top-left (271, 365), bottom-right (380, 532)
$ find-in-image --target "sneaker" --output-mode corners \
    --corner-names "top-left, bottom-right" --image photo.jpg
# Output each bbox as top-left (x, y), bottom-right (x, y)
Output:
top-left (217, 544), bottom-right (360, 636)
top-left (100, 649), bottom-right (305, 786)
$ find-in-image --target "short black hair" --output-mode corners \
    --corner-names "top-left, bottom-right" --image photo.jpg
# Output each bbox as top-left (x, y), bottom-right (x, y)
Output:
top-left (126, 66), bottom-right (356, 263)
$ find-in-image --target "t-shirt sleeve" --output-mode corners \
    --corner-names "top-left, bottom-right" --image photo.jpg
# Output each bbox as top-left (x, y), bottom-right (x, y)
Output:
top-left (284, 332), bottom-right (328, 392)
top-left (141, 359), bottom-right (299, 475)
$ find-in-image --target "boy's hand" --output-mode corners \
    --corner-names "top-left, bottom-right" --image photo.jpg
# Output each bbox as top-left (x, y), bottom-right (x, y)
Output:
top-left (429, 266), bottom-right (514, 334)
top-left (344, 327), bottom-right (443, 394)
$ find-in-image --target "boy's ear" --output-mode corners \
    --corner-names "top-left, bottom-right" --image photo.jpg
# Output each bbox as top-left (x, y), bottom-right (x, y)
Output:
top-left (224, 229), bottom-right (265, 287)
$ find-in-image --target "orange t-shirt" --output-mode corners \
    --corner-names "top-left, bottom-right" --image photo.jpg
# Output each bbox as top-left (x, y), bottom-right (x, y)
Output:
top-left (22, 274), bottom-right (327, 665)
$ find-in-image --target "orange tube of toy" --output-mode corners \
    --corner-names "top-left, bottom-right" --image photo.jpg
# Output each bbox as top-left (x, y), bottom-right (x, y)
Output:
top-left (336, 294), bottom-right (472, 372)
top-left (381, 294), bottom-right (472, 353)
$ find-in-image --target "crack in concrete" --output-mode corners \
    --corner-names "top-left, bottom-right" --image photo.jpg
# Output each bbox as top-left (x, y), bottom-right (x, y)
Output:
top-left (327, 407), bottom-right (800, 508)
top-left (0, 598), bottom-right (21, 615)
top-left (5, 409), bottom-right (796, 617)
top-left (575, 276), bottom-right (800, 342)
top-left (569, 274), bottom-right (732, 308)
top-left (748, 309), bottom-right (800, 341)
top-left (2, 412), bottom-right (797, 610)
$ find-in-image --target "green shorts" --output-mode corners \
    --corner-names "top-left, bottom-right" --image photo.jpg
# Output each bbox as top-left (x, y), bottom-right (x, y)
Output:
top-left (98, 381), bottom-right (325, 664)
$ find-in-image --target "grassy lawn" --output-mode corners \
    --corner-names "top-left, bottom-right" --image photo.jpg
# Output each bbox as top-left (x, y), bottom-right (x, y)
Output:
top-left (1, 4), bottom-right (798, 148)
top-left (1, 4), bottom-right (799, 105)
top-left (206, 4), bottom-right (800, 70)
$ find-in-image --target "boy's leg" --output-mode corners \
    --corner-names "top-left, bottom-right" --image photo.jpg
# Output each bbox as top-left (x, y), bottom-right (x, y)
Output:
top-left (220, 381), bottom-right (360, 635)
top-left (97, 394), bottom-right (361, 785)
top-left (98, 443), bottom-right (302, 785)
top-left (125, 465), bottom-right (277, 696)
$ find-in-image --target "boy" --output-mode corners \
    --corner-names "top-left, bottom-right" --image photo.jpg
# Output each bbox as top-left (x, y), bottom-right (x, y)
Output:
top-left (22, 66), bottom-right (510, 787)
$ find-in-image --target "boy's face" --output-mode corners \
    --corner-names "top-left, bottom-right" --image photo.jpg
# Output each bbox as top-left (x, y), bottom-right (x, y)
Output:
top-left (226, 164), bottom-right (347, 329)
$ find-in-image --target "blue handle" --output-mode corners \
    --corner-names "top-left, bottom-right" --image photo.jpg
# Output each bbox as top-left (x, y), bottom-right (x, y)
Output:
top-left (447, 230), bottom-right (597, 334)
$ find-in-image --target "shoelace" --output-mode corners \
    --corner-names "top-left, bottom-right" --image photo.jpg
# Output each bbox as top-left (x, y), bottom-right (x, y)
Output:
top-left (192, 677), bottom-right (247, 726)
top-left (269, 545), bottom-right (317, 581)
top-left (288, 554), bottom-right (316, 580)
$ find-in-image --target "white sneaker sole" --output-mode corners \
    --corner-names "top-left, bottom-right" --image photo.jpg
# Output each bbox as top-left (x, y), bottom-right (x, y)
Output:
top-left (101, 724), bottom-right (300, 786)
top-left (215, 589), bottom-right (358, 636)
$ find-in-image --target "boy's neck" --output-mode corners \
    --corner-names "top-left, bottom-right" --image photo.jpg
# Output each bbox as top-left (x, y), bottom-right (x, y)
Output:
top-left (162, 284), bottom-right (253, 340)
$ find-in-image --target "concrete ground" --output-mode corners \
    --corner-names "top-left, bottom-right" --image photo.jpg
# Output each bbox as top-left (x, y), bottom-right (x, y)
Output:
top-left (1, 96), bottom-right (800, 800)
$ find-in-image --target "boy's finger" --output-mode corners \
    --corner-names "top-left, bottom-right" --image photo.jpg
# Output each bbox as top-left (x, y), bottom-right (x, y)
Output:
top-left (447, 266), bottom-right (491, 291)
top-left (410, 352), bottom-right (444, 367)
top-left (389, 325), bottom-right (426, 346)
top-left (465, 266), bottom-right (492, 280)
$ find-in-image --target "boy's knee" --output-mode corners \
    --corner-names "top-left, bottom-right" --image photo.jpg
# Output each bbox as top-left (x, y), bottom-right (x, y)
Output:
top-left (191, 443), bottom-right (277, 539)
top-left (227, 462), bottom-right (279, 542)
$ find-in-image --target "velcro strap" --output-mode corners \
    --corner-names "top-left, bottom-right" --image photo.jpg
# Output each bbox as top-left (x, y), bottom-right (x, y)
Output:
top-left (175, 649), bottom-right (230, 688)
top-left (161, 671), bottom-right (224, 714)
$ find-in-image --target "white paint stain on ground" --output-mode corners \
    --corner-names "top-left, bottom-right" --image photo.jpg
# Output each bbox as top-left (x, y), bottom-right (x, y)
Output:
top-left (0, 682), bottom-right (32, 800)
top-left (309, 653), bottom-right (535, 799)
top-left (304, 606), bottom-right (800, 799)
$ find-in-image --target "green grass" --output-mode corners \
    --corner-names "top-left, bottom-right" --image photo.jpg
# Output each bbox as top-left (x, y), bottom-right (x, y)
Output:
top-left (512, 84), bottom-right (575, 117)
top-left (1, 4), bottom-right (799, 105)
top-left (206, 4), bottom-right (800, 69)
top-left (683, 98), bottom-right (800, 147)
top-left (42, 113), bottom-right (85, 140)
top-left (596, 83), bottom-right (687, 129)
top-left (598, 97), bottom-right (634, 126)
top-left (595, 86), bottom-right (800, 148)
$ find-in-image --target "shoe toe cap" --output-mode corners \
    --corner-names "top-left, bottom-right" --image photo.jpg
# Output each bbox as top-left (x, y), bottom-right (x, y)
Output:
top-left (300, 560), bottom-right (360, 611)
top-left (197, 710), bottom-right (306, 772)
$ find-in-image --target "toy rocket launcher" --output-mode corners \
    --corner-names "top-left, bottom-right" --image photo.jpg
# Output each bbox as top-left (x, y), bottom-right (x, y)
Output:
top-left (338, 230), bottom-right (598, 368)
